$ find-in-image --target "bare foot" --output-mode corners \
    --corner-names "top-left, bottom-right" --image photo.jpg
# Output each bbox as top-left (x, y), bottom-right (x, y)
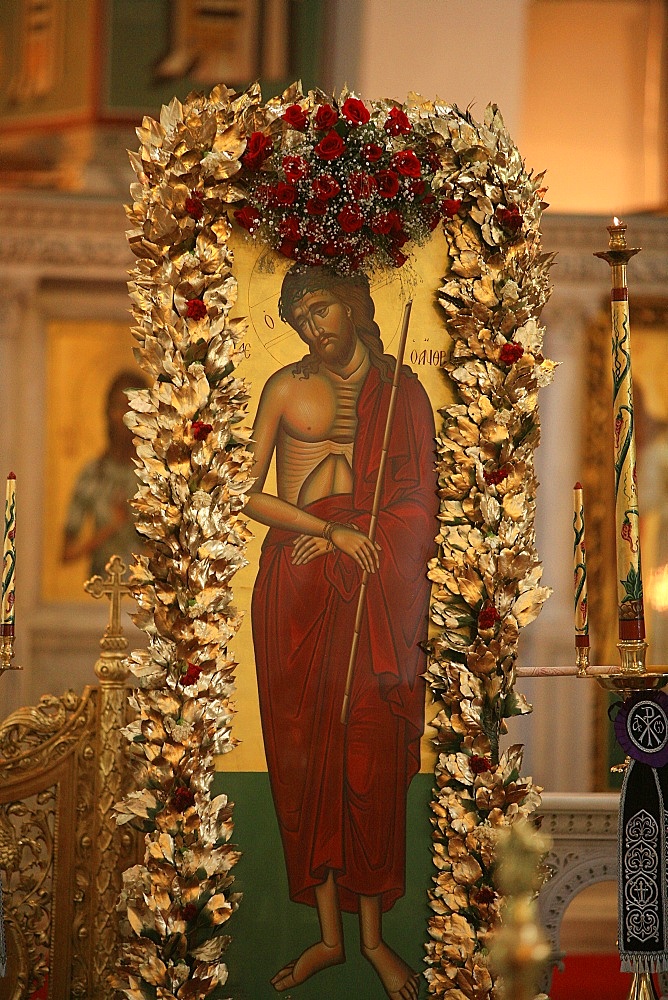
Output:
top-left (361, 940), bottom-right (419, 1000)
top-left (271, 940), bottom-right (345, 992)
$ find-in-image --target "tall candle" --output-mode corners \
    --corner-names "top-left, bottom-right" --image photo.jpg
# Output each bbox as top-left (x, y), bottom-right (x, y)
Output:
top-left (594, 220), bottom-right (645, 642)
top-left (573, 482), bottom-right (589, 645)
top-left (1, 472), bottom-right (16, 634)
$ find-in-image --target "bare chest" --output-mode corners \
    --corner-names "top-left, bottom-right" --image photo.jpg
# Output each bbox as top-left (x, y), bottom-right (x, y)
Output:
top-left (280, 371), bottom-right (363, 443)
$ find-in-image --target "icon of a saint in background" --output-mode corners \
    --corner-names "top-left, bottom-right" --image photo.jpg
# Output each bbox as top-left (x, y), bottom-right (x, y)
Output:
top-left (61, 370), bottom-right (148, 579)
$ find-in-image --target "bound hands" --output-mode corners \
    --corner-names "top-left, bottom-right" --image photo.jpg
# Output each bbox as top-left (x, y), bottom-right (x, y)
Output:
top-left (291, 522), bottom-right (381, 573)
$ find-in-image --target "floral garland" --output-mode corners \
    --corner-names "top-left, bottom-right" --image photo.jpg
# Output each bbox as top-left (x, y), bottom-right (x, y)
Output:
top-left (115, 86), bottom-right (256, 998)
top-left (117, 82), bottom-right (553, 1000)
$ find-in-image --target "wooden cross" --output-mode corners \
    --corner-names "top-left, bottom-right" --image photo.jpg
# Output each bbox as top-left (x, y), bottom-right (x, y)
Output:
top-left (84, 554), bottom-right (131, 643)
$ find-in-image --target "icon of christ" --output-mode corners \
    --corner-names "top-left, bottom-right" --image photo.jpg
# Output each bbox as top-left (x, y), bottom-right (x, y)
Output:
top-left (245, 264), bottom-right (437, 999)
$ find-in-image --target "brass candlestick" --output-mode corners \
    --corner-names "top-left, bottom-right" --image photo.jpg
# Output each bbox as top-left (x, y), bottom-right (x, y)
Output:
top-left (575, 645), bottom-right (590, 677)
top-left (0, 626), bottom-right (20, 676)
top-left (627, 972), bottom-right (660, 1000)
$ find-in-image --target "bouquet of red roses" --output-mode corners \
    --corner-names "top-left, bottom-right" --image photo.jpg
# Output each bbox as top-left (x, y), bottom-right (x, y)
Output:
top-left (234, 95), bottom-right (449, 271)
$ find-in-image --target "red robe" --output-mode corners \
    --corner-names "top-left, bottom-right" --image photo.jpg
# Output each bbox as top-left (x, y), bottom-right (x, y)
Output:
top-left (252, 359), bottom-right (437, 913)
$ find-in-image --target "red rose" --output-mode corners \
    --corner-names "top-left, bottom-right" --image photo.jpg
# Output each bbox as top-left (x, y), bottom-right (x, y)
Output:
top-left (185, 193), bottom-right (204, 219)
top-left (242, 130), bottom-right (273, 170)
top-left (470, 755), bottom-right (493, 775)
top-left (181, 903), bottom-right (198, 923)
top-left (391, 150), bottom-right (421, 178)
top-left (311, 174), bottom-right (341, 200)
top-left (323, 240), bottom-right (341, 257)
top-left (347, 171), bottom-right (376, 200)
top-left (370, 213), bottom-right (393, 235)
top-left (362, 142), bottom-right (384, 163)
top-left (426, 210), bottom-right (440, 231)
top-left (441, 198), bottom-right (462, 219)
top-left (282, 155), bottom-right (309, 182)
top-left (180, 661), bottom-right (202, 686)
top-left (499, 342), bottom-right (523, 365)
top-left (478, 603), bottom-right (499, 630)
top-left (282, 104), bottom-right (308, 130)
top-left (496, 204), bottom-right (522, 233)
top-left (476, 886), bottom-right (497, 905)
top-left (391, 230), bottom-right (409, 248)
top-left (386, 209), bottom-right (402, 231)
top-left (278, 215), bottom-right (301, 240)
top-left (384, 106), bottom-right (411, 135)
top-left (186, 298), bottom-right (207, 320)
top-left (337, 204), bottom-right (365, 233)
top-left (410, 180), bottom-right (426, 197)
top-left (254, 183), bottom-right (273, 205)
top-left (273, 181), bottom-right (297, 206)
top-left (306, 197), bottom-right (328, 216)
top-left (375, 169), bottom-right (400, 199)
top-left (314, 130), bottom-right (346, 161)
top-left (279, 239), bottom-right (299, 259)
top-left (392, 249), bottom-right (408, 268)
top-left (314, 103), bottom-right (339, 130)
top-left (172, 786), bottom-right (196, 811)
top-left (483, 464), bottom-right (510, 486)
top-left (233, 205), bottom-right (261, 232)
top-left (371, 210), bottom-right (402, 234)
top-left (192, 421), bottom-right (213, 441)
top-left (341, 97), bottom-right (370, 126)
top-left (304, 219), bottom-right (324, 241)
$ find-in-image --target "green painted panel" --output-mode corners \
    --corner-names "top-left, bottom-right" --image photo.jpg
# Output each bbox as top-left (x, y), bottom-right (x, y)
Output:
top-left (105, 0), bottom-right (327, 117)
top-left (212, 771), bottom-right (434, 999)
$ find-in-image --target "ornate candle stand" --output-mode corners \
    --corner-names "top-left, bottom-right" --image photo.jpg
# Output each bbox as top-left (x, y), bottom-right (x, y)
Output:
top-left (517, 219), bottom-right (665, 1000)
top-left (0, 629), bottom-right (20, 677)
top-left (590, 219), bottom-right (662, 1000)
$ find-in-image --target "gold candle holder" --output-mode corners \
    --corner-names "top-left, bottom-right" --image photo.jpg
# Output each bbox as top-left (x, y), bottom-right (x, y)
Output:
top-left (0, 625), bottom-right (20, 676)
top-left (617, 638), bottom-right (648, 674)
top-left (627, 972), bottom-right (660, 1000)
top-left (575, 645), bottom-right (590, 677)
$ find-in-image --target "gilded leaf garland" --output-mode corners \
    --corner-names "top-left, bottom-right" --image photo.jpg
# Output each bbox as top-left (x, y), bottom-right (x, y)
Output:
top-left (118, 88), bottom-right (255, 999)
top-left (120, 83), bottom-right (552, 1000)
top-left (425, 105), bottom-right (552, 999)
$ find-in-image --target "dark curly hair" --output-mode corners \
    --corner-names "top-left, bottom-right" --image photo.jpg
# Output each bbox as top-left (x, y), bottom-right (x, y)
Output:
top-left (279, 265), bottom-right (394, 381)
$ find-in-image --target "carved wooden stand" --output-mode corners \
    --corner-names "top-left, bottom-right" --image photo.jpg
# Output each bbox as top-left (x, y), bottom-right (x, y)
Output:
top-left (0, 555), bottom-right (137, 999)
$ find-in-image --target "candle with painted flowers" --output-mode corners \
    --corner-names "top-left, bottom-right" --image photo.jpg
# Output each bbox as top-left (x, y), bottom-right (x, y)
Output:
top-left (1, 472), bottom-right (16, 635)
top-left (594, 220), bottom-right (645, 659)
